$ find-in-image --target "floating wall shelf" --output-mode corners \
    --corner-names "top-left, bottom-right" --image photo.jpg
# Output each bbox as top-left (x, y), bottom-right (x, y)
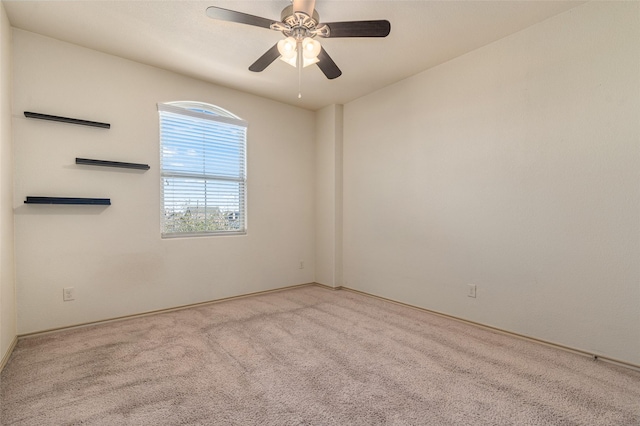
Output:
top-left (76, 158), bottom-right (150, 170)
top-left (24, 196), bottom-right (111, 206)
top-left (24, 111), bottom-right (110, 129)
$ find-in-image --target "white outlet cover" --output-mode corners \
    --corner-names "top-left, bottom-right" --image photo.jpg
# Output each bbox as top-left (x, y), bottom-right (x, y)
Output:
top-left (63, 287), bottom-right (75, 301)
top-left (468, 284), bottom-right (477, 298)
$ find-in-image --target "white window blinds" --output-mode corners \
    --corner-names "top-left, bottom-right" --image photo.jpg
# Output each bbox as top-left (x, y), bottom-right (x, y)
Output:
top-left (158, 102), bottom-right (247, 237)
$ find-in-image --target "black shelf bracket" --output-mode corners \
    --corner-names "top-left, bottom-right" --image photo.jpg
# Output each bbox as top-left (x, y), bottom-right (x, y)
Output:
top-left (76, 158), bottom-right (150, 170)
top-left (24, 196), bottom-right (111, 205)
top-left (24, 111), bottom-right (110, 129)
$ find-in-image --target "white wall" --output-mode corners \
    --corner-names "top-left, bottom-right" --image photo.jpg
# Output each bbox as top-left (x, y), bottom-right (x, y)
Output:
top-left (315, 104), bottom-right (343, 287)
top-left (12, 29), bottom-right (315, 334)
top-left (343, 2), bottom-right (640, 365)
top-left (0, 1), bottom-right (16, 365)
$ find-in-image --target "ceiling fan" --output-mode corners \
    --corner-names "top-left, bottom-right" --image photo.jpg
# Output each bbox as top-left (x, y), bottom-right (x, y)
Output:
top-left (206, 0), bottom-right (390, 81)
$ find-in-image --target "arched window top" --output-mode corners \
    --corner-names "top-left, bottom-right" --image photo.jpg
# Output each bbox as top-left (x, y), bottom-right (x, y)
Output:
top-left (158, 101), bottom-right (247, 127)
top-left (166, 101), bottom-right (242, 120)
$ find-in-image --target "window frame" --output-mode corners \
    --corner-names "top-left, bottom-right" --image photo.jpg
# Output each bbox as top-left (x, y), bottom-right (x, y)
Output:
top-left (158, 101), bottom-right (247, 238)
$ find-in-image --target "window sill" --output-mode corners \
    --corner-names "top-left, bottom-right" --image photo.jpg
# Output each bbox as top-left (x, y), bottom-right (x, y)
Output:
top-left (161, 231), bottom-right (247, 239)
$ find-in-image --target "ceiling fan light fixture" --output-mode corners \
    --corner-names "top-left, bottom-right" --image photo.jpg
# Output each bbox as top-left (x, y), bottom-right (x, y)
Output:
top-left (277, 36), bottom-right (320, 68)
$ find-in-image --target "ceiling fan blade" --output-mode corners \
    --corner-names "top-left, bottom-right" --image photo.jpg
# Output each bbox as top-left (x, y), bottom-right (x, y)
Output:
top-left (249, 44), bottom-right (281, 72)
top-left (316, 47), bottom-right (342, 80)
top-left (322, 20), bottom-right (391, 38)
top-left (292, 0), bottom-right (316, 16)
top-left (206, 6), bottom-right (275, 30)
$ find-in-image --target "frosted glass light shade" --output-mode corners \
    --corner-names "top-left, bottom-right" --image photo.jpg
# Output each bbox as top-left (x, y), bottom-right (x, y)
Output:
top-left (277, 37), bottom-right (321, 68)
top-left (302, 37), bottom-right (321, 60)
top-left (277, 37), bottom-right (297, 60)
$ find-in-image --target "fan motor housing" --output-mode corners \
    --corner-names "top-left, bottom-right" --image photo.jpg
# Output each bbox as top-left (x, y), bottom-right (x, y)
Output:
top-left (281, 5), bottom-right (319, 31)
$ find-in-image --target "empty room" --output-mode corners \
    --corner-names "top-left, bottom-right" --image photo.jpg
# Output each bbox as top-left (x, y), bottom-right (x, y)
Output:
top-left (1, 0), bottom-right (639, 424)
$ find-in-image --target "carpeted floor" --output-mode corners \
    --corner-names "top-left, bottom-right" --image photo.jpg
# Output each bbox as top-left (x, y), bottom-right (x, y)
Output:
top-left (1, 285), bottom-right (639, 425)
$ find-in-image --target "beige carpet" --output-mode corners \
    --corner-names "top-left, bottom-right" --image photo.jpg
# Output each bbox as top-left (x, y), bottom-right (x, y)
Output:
top-left (1, 285), bottom-right (639, 425)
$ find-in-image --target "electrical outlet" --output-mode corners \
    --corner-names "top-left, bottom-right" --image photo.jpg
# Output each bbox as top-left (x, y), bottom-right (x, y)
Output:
top-left (63, 287), bottom-right (75, 301)
top-left (467, 284), bottom-right (476, 298)
top-left (299, 260), bottom-right (305, 269)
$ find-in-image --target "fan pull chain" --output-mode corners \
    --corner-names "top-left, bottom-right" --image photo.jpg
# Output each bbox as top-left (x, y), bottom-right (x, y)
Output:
top-left (297, 40), bottom-right (303, 99)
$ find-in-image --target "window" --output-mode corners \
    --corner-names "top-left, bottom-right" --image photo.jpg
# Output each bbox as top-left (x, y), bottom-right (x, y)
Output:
top-left (158, 101), bottom-right (247, 237)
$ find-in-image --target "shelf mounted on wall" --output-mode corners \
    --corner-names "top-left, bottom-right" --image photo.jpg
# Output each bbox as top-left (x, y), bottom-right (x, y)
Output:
top-left (24, 111), bottom-right (110, 129)
top-left (24, 196), bottom-right (111, 206)
top-left (76, 158), bottom-right (150, 170)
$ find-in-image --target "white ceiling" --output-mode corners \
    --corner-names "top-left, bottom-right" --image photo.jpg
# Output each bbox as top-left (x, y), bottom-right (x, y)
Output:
top-left (3, 0), bottom-right (585, 110)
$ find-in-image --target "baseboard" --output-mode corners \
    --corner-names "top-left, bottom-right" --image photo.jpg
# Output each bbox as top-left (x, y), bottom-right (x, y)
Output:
top-left (19, 282), bottom-right (318, 339)
top-left (312, 282), bottom-right (343, 291)
top-left (0, 335), bottom-right (18, 373)
top-left (14, 282), bottom-right (640, 372)
top-left (339, 286), bottom-right (640, 372)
